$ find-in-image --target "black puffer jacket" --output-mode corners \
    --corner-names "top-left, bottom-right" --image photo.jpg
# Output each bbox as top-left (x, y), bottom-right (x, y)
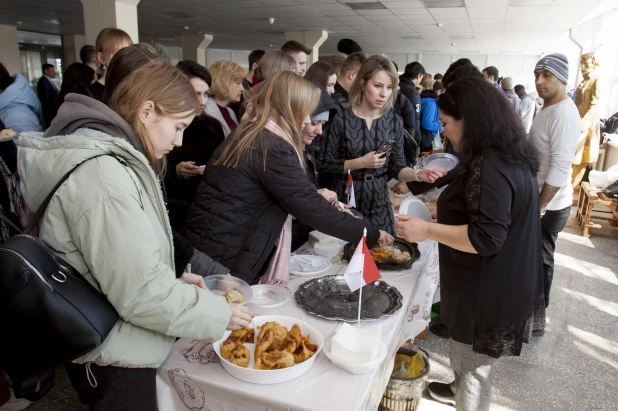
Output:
top-left (183, 129), bottom-right (380, 284)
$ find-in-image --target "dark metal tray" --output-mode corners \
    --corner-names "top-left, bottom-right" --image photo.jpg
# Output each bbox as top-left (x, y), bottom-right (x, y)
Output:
top-left (295, 275), bottom-right (403, 322)
top-left (342, 238), bottom-right (420, 271)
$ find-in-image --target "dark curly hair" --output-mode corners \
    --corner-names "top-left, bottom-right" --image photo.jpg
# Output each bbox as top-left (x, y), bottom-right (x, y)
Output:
top-left (442, 58), bottom-right (484, 88)
top-left (0, 63), bottom-right (15, 91)
top-left (176, 60), bottom-right (212, 87)
top-left (437, 77), bottom-right (539, 173)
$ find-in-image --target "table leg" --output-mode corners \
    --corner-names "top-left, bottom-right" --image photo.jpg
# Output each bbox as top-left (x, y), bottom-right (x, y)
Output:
top-left (583, 200), bottom-right (593, 237)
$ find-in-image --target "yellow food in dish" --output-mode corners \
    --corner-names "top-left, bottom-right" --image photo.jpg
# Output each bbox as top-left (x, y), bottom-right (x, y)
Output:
top-left (224, 289), bottom-right (244, 304)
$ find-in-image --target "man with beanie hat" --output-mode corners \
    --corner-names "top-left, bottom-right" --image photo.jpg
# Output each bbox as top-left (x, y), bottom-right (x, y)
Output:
top-left (528, 53), bottom-right (581, 318)
top-left (337, 39), bottom-right (363, 56)
top-left (501, 77), bottom-right (520, 112)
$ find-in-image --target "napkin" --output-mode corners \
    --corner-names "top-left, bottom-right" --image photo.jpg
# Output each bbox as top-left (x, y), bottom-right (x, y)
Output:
top-left (331, 323), bottom-right (382, 364)
top-left (308, 231), bottom-right (342, 249)
top-left (291, 255), bottom-right (322, 271)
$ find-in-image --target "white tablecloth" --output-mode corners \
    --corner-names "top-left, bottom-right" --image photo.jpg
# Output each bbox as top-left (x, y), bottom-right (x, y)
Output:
top-left (157, 240), bottom-right (439, 411)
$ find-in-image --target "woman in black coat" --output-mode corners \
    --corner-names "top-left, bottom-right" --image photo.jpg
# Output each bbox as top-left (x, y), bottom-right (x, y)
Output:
top-left (183, 71), bottom-right (393, 285)
top-left (167, 61), bottom-right (226, 231)
top-left (395, 77), bottom-right (544, 410)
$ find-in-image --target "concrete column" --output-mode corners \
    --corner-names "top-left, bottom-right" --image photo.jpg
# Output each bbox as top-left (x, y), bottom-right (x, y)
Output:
top-left (175, 34), bottom-right (213, 67)
top-left (63, 34), bottom-right (87, 66)
top-left (80, 0), bottom-right (140, 45)
top-left (284, 30), bottom-right (328, 66)
top-left (0, 25), bottom-right (21, 75)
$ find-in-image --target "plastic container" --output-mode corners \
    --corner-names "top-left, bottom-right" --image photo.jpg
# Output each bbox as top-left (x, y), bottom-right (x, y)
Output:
top-left (323, 333), bottom-right (388, 375)
top-left (380, 348), bottom-right (430, 411)
top-left (204, 275), bottom-right (253, 305)
top-left (398, 198), bottom-right (432, 222)
top-left (422, 153), bottom-right (459, 173)
top-left (212, 315), bottom-right (324, 384)
top-left (247, 284), bottom-right (291, 315)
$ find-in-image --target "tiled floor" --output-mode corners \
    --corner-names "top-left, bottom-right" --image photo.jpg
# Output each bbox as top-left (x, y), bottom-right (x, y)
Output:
top-left (21, 209), bottom-right (618, 411)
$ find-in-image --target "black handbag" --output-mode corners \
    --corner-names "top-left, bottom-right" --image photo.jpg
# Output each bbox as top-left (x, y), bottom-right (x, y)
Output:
top-left (0, 155), bottom-right (119, 381)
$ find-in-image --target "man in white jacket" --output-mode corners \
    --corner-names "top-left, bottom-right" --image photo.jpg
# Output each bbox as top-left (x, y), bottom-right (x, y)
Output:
top-left (528, 53), bottom-right (581, 316)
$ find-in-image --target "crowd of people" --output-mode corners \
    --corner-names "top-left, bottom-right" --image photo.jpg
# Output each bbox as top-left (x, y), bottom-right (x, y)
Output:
top-left (0, 26), bottom-right (582, 411)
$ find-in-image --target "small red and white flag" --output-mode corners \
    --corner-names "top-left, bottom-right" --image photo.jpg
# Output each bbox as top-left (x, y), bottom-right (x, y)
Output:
top-left (343, 229), bottom-right (381, 292)
top-left (345, 169), bottom-right (356, 208)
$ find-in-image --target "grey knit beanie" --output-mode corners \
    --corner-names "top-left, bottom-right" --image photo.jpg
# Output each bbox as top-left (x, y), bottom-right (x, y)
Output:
top-left (534, 53), bottom-right (569, 84)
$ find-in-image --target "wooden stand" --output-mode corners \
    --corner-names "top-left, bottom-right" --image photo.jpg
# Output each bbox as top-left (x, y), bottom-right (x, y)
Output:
top-left (575, 182), bottom-right (618, 237)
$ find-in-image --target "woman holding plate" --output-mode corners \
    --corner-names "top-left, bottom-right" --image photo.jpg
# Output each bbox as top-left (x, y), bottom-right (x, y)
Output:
top-left (394, 77), bottom-right (544, 411)
top-left (319, 55), bottom-right (443, 234)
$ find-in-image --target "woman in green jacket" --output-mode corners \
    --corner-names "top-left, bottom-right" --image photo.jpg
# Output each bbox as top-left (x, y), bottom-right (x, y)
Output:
top-left (18, 60), bottom-right (253, 410)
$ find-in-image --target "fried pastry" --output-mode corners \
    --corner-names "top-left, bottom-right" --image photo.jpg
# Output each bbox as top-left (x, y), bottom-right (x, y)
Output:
top-left (261, 351), bottom-right (295, 370)
top-left (225, 327), bottom-right (255, 344)
top-left (255, 328), bottom-right (274, 359)
top-left (220, 340), bottom-right (239, 359)
top-left (230, 344), bottom-right (250, 367)
top-left (292, 336), bottom-right (318, 363)
top-left (224, 289), bottom-right (244, 304)
top-left (280, 324), bottom-right (303, 353)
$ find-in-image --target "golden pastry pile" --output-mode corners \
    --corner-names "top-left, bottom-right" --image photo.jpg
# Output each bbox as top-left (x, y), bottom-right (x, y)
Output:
top-left (220, 321), bottom-right (318, 370)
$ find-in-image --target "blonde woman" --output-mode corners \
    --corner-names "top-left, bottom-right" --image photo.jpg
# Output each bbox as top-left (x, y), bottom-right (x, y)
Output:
top-left (19, 60), bottom-right (252, 409)
top-left (419, 73), bottom-right (434, 92)
top-left (89, 27), bottom-right (132, 101)
top-left (255, 50), bottom-right (297, 84)
top-left (320, 55), bottom-right (443, 234)
top-left (183, 71), bottom-right (393, 286)
top-left (206, 59), bottom-right (246, 137)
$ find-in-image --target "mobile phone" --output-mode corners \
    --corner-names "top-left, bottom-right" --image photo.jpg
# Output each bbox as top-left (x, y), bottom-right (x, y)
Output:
top-left (377, 141), bottom-right (393, 157)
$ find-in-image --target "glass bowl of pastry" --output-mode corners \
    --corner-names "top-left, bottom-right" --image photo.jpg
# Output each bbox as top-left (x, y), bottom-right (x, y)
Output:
top-left (213, 315), bottom-right (324, 384)
top-left (204, 275), bottom-right (253, 305)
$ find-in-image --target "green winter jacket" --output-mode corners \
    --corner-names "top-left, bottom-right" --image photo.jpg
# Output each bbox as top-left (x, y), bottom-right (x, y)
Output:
top-left (18, 97), bottom-right (231, 368)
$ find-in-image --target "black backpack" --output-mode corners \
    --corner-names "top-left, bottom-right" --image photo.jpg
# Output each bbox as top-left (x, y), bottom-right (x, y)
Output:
top-left (395, 94), bottom-right (419, 167)
top-left (0, 155), bottom-right (119, 398)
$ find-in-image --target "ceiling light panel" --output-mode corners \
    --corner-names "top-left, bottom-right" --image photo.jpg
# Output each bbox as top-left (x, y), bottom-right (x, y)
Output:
top-left (344, 2), bottom-right (388, 10)
top-left (422, 0), bottom-right (465, 7)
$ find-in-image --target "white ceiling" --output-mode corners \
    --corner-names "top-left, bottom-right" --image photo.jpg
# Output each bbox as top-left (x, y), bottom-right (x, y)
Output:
top-left (0, 0), bottom-right (609, 54)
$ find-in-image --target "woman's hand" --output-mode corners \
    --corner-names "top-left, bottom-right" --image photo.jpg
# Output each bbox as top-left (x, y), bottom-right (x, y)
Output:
top-left (428, 206), bottom-right (438, 221)
top-left (391, 181), bottom-right (410, 194)
top-left (176, 161), bottom-right (203, 179)
top-left (378, 230), bottom-right (394, 246)
top-left (318, 188), bottom-right (338, 204)
top-left (417, 169), bottom-right (445, 183)
top-left (179, 272), bottom-right (206, 289)
top-left (394, 215), bottom-right (430, 243)
top-left (226, 303), bottom-right (255, 330)
top-left (360, 151), bottom-right (387, 169)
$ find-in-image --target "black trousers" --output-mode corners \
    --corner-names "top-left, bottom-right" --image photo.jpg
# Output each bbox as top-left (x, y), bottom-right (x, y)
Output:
top-left (65, 363), bottom-right (157, 411)
top-left (540, 206), bottom-right (571, 308)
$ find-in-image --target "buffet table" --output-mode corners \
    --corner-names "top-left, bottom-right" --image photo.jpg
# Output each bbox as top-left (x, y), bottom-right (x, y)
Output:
top-left (156, 239), bottom-right (439, 411)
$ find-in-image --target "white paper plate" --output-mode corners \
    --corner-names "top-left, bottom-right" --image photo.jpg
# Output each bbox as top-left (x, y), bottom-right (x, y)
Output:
top-left (289, 254), bottom-right (331, 276)
top-left (212, 315), bottom-right (324, 384)
top-left (399, 198), bottom-right (432, 222)
top-left (323, 333), bottom-right (388, 375)
top-left (422, 153), bottom-right (459, 172)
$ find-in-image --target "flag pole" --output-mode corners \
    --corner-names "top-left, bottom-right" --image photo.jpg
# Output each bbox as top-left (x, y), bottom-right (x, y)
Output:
top-left (357, 228), bottom-right (367, 328)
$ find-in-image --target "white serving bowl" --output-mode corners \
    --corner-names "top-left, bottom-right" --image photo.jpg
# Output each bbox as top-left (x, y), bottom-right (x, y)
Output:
top-left (204, 275), bottom-right (253, 305)
top-left (213, 315), bottom-right (324, 384)
top-left (323, 333), bottom-right (388, 375)
top-left (247, 285), bottom-right (291, 316)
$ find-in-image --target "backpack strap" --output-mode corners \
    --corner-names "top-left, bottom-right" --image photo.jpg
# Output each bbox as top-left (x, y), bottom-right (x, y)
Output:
top-left (26, 153), bottom-right (125, 234)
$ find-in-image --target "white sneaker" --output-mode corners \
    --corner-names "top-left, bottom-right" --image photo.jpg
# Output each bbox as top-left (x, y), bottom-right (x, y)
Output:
top-left (0, 388), bottom-right (31, 410)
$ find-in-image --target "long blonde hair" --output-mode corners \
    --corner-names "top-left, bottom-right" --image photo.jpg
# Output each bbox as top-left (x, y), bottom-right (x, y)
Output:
top-left (215, 71), bottom-right (320, 169)
top-left (256, 50), bottom-right (297, 81)
top-left (109, 60), bottom-right (201, 172)
top-left (420, 73), bottom-right (434, 91)
top-left (348, 55), bottom-right (398, 113)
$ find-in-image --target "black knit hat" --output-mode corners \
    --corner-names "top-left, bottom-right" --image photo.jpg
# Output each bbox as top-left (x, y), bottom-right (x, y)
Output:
top-left (310, 82), bottom-right (340, 120)
top-left (337, 39), bottom-right (363, 55)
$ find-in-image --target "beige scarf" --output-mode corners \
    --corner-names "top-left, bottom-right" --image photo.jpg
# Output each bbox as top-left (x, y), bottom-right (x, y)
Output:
top-left (258, 119), bottom-right (302, 288)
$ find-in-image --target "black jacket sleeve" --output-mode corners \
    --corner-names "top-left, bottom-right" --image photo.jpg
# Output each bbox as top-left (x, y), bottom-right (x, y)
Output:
top-left (399, 94), bottom-right (416, 136)
top-left (37, 78), bottom-right (58, 129)
top-left (410, 90), bottom-right (422, 145)
top-left (262, 139), bottom-right (380, 247)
